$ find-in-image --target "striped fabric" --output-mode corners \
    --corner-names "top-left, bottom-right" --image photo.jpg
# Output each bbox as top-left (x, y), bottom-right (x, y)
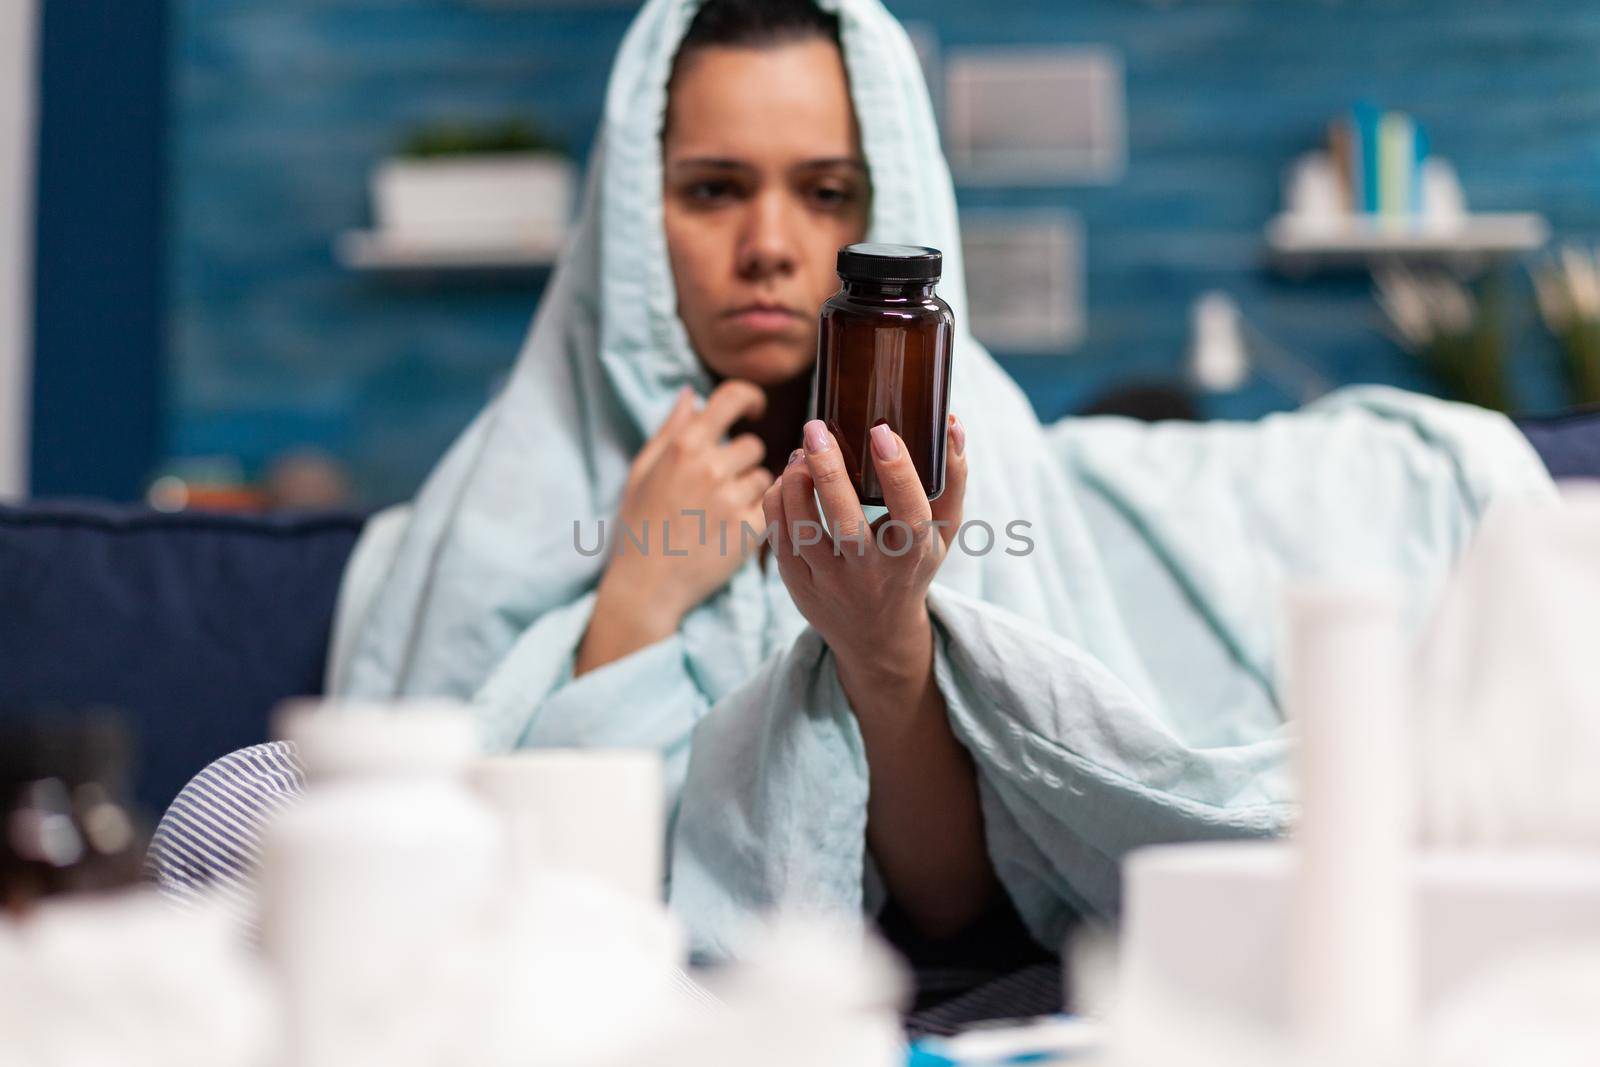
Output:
top-left (902, 962), bottom-right (1063, 1037)
top-left (144, 740), bottom-right (305, 924)
top-left (144, 742), bottom-right (725, 1013)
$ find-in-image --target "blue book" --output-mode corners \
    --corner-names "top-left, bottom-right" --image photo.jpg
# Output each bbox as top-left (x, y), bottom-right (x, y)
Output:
top-left (1352, 101), bottom-right (1382, 214)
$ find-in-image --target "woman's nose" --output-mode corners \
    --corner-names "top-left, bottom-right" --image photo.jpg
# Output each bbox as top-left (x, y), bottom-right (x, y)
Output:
top-left (735, 192), bottom-right (799, 280)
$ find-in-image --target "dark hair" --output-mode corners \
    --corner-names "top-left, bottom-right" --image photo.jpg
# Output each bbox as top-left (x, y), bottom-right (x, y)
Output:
top-left (670, 0), bottom-right (841, 83)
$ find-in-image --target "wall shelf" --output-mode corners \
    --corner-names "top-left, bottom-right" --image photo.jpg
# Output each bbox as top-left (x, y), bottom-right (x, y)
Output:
top-left (334, 229), bottom-right (563, 276)
top-left (1266, 213), bottom-right (1549, 272)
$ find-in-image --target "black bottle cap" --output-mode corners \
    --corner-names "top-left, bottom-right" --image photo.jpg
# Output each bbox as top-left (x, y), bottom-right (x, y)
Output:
top-left (836, 243), bottom-right (943, 283)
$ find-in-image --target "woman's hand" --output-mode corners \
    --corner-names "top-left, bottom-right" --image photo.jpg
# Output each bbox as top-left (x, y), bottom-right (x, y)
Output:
top-left (576, 380), bottom-right (772, 675)
top-left (764, 414), bottom-right (992, 940)
top-left (763, 415), bottom-right (968, 691)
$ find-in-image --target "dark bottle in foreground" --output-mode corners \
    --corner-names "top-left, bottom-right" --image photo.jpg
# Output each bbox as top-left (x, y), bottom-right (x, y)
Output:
top-left (0, 713), bottom-right (146, 915)
top-left (814, 243), bottom-right (955, 506)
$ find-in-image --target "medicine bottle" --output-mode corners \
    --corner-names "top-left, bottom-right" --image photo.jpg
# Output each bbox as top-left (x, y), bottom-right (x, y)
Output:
top-left (0, 714), bottom-right (145, 916)
top-left (814, 243), bottom-right (955, 505)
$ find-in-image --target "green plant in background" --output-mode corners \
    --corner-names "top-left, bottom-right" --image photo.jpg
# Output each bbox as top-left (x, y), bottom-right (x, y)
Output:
top-left (398, 118), bottom-right (567, 159)
top-left (1531, 246), bottom-right (1600, 407)
top-left (1374, 264), bottom-right (1512, 412)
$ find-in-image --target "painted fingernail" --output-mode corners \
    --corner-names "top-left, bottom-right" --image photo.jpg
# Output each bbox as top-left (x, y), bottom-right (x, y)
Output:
top-left (869, 421), bottom-right (899, 461)
top-left (787, 447), bottom-right (805, 467)
top-left (949, 413), bottom-right (966, 457)
top-left (802, 419), bottom-right (831, 454)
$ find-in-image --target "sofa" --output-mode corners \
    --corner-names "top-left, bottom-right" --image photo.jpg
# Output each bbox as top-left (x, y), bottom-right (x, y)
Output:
top-left (0, 503), bottom-right (365, 814)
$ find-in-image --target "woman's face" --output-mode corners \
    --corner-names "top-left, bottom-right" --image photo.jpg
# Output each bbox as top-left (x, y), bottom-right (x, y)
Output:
top-left (663, 39), bottom-right (870, 388)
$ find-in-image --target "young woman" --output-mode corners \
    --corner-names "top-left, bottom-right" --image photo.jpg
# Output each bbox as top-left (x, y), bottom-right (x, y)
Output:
top-left (329, 0), bottom-right (1014, 946)
top-left (153, 0), bottom-right (1554, 985)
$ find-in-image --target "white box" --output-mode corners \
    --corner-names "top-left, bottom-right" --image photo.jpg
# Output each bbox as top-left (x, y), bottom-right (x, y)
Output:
top-left (371, 152), bottom-right (575, 247)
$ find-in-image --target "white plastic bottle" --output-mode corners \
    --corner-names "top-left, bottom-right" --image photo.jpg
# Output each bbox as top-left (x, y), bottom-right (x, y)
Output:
top-left (259, 701), bottom-right (503, 1067)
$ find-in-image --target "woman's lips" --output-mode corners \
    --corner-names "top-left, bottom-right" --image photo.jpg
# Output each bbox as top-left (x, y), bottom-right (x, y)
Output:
top-left (727, 305), bottom-right (805, 333)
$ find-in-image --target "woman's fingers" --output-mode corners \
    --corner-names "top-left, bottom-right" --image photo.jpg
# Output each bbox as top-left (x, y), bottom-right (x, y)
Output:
top-left (634, 386), bottom-right (695, 473)
top-left (866, 422), bottom-right (934, 536)
top-left (762, 472), bottom-right (811, 585)
top-left (800, 420), bottom-right (870, 551)
top-left (692, 379), bottom-right (766, 444)
top-left (731, 465), bottom-right (774, 506)
top-left (761, 474), bottom-right (785, 550)
top-left (782, 447), bottom-right (837, 572)
top-left (930, 414), bottom-right (967, 551)
top-left (717, 432), bottom-right (766, 478)
top-left (665, 384), bottom-right (699, 431)
top-left (738, 500), bottom-right (770, 556)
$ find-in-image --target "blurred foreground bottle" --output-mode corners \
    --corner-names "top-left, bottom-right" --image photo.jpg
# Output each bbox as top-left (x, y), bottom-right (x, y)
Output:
top-left (0, 713), bottom-right (146, 915)
top-left (1, 713), bottom-right (146, 915)
top-left (261, 701), bottom-right (503, 1067)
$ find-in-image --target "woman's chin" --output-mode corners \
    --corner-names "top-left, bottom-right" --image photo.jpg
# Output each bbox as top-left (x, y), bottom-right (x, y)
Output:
top-left (701, 339), bottom-right (816, 388)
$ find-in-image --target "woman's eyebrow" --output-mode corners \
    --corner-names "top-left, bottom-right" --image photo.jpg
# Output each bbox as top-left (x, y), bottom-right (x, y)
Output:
top-left (793, 157), bottom-right (868, 173)
top-left (668, 157), bottom-right (754, 172)
top-left (667, 157), bottom-right (867, 174)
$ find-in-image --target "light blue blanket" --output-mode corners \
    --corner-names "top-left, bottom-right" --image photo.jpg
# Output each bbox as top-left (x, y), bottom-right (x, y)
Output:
top-left (327, 0), bottom-right (1554, 957)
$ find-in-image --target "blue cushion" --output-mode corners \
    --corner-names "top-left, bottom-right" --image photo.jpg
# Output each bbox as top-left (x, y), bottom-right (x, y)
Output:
top-left (1518, 407), bottom-right (1600, 481)
top-left (0, 502), bottom-right (364, 815)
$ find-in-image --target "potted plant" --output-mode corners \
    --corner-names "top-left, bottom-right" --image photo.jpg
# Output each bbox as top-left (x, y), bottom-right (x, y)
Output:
top-left (1531, 246), bottom-right (1600, 407)
top-left (371, 119), bottom-right (575, 252)
top-left (1374, 264), bottom-right (1514, 412)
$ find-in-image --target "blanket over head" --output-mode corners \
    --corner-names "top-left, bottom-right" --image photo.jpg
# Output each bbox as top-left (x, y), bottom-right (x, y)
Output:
top-left (328, 0), bottom-right (1555, 957)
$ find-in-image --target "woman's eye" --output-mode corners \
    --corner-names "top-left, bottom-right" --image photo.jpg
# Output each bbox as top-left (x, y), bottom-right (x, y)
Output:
top-left (685, 179), bottom-right (738, 203)
top-left (809, 184), bottom-right (854, 209)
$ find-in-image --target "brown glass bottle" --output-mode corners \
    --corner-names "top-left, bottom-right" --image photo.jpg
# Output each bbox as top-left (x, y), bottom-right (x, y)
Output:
top-left (0, 714), bottom-right (146, 916)
top-left (814, 243), bottom-right (955, 506)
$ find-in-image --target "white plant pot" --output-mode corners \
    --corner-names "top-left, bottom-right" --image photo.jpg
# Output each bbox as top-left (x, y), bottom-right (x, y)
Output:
top-left (371, 152), bottom-right (575, 248)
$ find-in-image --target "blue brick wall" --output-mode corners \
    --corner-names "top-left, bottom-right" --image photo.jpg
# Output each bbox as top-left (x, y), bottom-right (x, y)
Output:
top-left (170, 0), bottom-right (1600, 504)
